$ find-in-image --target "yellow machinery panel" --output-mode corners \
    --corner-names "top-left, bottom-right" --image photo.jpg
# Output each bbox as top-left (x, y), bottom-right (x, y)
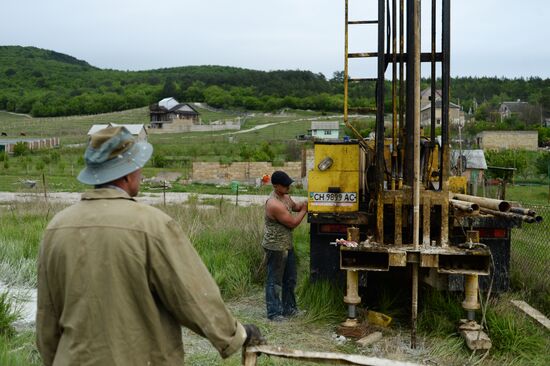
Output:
top-left (308, 143), bottom-right (360, 213)
top-left (449, 176), bottom-right (467, 194)
top-left (314, 143), bottom-right (360, 172)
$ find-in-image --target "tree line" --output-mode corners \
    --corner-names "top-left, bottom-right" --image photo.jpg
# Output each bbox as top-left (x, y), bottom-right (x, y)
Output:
top-left (0, 46), bottom-right (548, 121)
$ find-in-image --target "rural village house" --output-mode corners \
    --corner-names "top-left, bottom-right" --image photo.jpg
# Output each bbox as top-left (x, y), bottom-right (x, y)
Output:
top-left (308, 121), bottom-right (340, 140)
top-left (498, 100), bottom-right (534, 122)
top-left (87, 123), bottom-right (148, 142)
top-left (420, 87), bottom-right (465, 127)
top-left (149, 98), bottom-right (200, 130)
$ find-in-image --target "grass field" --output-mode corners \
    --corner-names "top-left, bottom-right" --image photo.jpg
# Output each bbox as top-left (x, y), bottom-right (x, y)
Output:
top-left (0, 107), bottom-right (333, 188)
top-left (1, 201), bottom-right (549, 365)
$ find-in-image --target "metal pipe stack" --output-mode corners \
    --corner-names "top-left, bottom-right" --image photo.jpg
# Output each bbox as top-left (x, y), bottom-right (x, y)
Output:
top-left (449, 193), bottom-right (542, 224)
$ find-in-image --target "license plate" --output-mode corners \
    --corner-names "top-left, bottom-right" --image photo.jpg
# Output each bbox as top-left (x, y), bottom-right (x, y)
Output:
top-left (309, 192), bottom-right (358, 206)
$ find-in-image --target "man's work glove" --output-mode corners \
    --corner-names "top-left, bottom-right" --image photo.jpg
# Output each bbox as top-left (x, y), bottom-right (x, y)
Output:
top-left (243, 324), bottom-right (266, 347)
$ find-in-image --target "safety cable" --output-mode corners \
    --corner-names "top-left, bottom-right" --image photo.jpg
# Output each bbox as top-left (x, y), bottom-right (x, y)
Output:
top-left (467, 251), bottom-right (495, 365)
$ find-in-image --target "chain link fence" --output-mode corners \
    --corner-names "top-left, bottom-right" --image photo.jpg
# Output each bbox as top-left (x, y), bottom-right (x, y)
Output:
top-left (510, 203), bottom-right (549, 313)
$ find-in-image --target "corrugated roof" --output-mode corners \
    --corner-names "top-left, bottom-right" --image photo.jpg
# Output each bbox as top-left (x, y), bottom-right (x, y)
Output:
top-left (501, 101), bottom-right (530, 113)
top-left (87, 124), bottom-right (109, 135)
top-left (420, 87), bottom-right (442, 99)
top-left (159, 97), bottom-right (179, 110)
top-left (171, 103), bottom-right (199, 114)
top-left (87, 124), bottom-right (146, 136)
top-left (421, 100), bottom-right (460, 112)
top-left (311, 121), bottom-right (339, 130)
top-left (451, 149), bottom-right (487, 170)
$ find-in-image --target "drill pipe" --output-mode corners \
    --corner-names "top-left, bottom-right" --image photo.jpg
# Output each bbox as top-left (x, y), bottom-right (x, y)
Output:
top-left (510, 207), bottom-right (536, 217)
top-left (452, 193), bottom-right (511, 212)
top-left (450, 199), bottom-right (479, 213)
top-left (480, 208), bottom-right (536, 223)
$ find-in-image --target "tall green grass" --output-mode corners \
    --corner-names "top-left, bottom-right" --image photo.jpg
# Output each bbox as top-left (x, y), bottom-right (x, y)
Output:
top-left (0, 202), bottom-right (57, 287)
top-left (418, 289), bottom-right (550, 365)
top-left (418, 288), bottom-right (464, 336)
top-left (0, 292), bottom-right (39, 365)
top-left (297, 280), bottom-right (346, 323)
top-left (486, 300), bottom-right (549, 365)
top-left (0, 292), bottom-right (20, 338)
top-left (0, 331), bottom-right (41, 366)
top-left (162, 202), bottom-right (266, 299)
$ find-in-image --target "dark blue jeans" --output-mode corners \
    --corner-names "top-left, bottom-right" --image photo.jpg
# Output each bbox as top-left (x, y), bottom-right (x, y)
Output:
top-left (265, 248), bottom-right (297, 319)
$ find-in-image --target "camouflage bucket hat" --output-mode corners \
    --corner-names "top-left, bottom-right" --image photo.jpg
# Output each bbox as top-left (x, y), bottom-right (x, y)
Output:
top-left (77, 126), bottom-right (153, 185)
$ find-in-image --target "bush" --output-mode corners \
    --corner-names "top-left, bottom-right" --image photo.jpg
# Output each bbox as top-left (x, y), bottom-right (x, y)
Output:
top-left (35, 161), bottom-right (45, 172)
top-left (151, 154), bottom-right (167, 168)
top-left (485, 149), bottom-right (529, 178)
top-left (50, 151), bottom-right (60, 163)
top-left (535, 151), bottom-right (550, 176)
top-left (12, 142), bottom-right (28, 157)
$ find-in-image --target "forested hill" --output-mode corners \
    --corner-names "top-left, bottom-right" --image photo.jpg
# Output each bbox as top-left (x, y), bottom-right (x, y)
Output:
top-left (0, 46), bottom-right (548, 118)
top-left (0, 46), bottom-right (333, 117)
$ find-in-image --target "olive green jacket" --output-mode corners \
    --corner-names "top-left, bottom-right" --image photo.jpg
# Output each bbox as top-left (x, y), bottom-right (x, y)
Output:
top-left (37, 188), bottom-right (246, 365)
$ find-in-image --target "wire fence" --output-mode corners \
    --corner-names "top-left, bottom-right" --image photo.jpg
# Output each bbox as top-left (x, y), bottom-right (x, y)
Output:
top-left (510, 203), bottom-right (549, 312)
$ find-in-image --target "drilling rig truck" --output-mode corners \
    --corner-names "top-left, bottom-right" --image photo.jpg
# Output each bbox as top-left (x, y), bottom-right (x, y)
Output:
top-left (306, 0), bottom-right (539, 349)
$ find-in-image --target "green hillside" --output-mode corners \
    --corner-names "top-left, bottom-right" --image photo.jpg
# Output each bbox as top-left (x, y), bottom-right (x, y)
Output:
top-left (0, 46), bottom-right (338, 117)
top-left (0, 46), bottom-right (548, 122)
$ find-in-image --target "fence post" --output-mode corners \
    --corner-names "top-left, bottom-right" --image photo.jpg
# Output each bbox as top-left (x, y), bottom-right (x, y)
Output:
top-left (163, 180), bottom-right (166, 207)
top-left (42, 173), bottom-right (48, 204)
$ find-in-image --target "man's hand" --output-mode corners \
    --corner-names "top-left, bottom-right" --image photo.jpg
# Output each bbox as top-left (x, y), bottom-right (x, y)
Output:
top-left (243, 324), bottom-right (266, 347)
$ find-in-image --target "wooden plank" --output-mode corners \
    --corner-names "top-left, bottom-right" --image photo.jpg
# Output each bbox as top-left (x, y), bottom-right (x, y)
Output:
top-left (243, 345), bottom-right (421, 366)
top-left (511, 300), bottom-right (550, 330)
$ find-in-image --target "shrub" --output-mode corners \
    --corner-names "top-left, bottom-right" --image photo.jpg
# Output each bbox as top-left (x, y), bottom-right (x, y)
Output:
top-left (12, 142), bottom-right (28, 157)
top-left (151, 154), bottom-right (167, 168)
top-left (35, 161), bottom-right (45, 172)
top-left (535, 151), bottom-right (550, 176)
top-left (50, 151), bottom-right (60, 163)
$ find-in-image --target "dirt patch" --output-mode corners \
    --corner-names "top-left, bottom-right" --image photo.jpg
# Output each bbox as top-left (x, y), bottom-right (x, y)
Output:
top-left (182, 290), bottom-right (435, 365)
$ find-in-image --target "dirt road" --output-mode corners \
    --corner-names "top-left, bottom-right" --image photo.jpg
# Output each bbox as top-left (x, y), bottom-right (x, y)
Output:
top-left (0, 191), bottom-right (270, 207)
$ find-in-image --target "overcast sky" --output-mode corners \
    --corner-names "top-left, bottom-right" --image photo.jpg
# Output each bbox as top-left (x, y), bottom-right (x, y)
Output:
top-left (1, 0), bottom-right (548, 79)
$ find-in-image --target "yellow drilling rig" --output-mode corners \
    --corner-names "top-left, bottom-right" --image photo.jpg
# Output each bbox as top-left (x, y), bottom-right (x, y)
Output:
top-left (306, 0), bottom-right (539, 350)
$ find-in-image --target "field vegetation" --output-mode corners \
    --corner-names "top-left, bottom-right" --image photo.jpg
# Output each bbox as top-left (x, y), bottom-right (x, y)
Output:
top-left (0, 200), bottom-right (549, 365)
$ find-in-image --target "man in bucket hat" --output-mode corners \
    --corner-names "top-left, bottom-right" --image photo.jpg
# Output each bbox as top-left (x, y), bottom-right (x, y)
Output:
top-left (37, 126), bottom-right (264, 365)
top-left (262, 170), bottom-right (307, 321)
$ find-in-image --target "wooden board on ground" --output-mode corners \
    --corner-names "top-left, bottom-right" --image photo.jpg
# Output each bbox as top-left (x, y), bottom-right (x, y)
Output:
top-left (243, 345), bottom-right (421, 366)
top-left (511, 300), bottom-right (550, 330)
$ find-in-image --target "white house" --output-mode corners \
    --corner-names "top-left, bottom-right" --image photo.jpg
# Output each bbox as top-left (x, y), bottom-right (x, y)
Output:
top-left (87, 123), bottom-right (148, 142)
top-left (309, 121), bottom-right (340, 140)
